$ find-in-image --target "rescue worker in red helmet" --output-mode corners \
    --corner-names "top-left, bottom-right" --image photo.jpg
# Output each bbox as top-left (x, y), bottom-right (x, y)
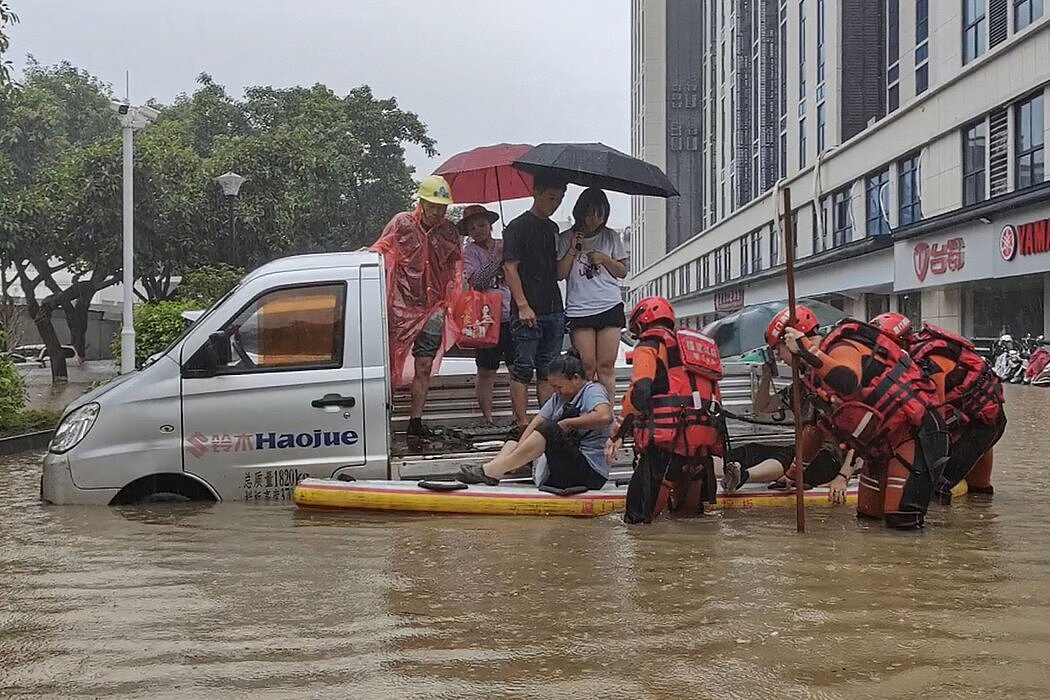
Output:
top-left (767, 305), bottom-right (949, 529)
top-left (606, 296), bottom-right (727, 524)
top-left (871, 312), bottom-right (1005, 502)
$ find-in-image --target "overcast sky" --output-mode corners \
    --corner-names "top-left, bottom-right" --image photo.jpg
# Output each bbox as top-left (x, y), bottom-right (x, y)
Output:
top-left (8, 0), bottom-right (632, 228)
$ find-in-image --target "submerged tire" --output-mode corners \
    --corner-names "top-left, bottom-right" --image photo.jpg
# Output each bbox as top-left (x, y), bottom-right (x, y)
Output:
top-left (110, 473), bottom-right (218, 506)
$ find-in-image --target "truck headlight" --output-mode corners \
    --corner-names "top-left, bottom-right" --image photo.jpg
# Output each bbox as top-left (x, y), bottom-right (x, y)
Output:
top-left (50, 403), bottom-right (100, 454)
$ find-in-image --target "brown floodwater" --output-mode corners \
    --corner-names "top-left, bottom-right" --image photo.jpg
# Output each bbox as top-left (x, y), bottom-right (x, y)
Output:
top-left (2, 385), bottom-right (1049, 699)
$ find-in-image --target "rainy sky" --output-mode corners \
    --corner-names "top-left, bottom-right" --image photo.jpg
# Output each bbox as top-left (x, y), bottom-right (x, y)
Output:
top-left (8, 0), bottom-right (632, 228)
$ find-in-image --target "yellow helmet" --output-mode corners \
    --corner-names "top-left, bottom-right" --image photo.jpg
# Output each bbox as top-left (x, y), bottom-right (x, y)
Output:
top-left (417, 175), bottom-right (454, 205)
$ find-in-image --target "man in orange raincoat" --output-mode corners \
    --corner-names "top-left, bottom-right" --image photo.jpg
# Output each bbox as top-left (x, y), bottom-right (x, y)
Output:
top-left (371, 175), bottom-right (463, 437)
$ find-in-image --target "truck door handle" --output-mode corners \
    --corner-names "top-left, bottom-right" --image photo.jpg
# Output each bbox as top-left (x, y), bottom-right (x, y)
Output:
top-left (311, 393), bottom-right (357, 409)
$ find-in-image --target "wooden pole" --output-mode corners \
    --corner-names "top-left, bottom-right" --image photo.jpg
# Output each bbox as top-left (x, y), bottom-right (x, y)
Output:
top-left (780, 187), bottom-right (806, 533)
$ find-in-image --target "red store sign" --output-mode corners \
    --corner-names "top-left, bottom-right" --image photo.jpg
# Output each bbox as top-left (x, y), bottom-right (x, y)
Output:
top-left (913, 237), bottom-right (965, 282)
top-left (1000, 217), bottom-right (1050, 261)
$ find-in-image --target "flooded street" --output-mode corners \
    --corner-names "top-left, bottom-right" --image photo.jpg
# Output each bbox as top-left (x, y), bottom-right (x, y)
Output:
top-left (1, 386), bottom-right (1048, 699)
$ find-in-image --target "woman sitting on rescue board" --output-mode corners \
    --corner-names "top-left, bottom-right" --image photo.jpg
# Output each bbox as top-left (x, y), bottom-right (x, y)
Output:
top-left (457, 352), bottom-right (614, 490)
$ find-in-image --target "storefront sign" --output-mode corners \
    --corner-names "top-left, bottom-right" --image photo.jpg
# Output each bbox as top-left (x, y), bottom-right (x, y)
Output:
top-left (894, 203), bottom-right (1050, 292)
top-left (1000, 217), bottom-right (1050, 261)
top-left (714, 288), bottom-right (745, 313)
top-left (913, 237), bottom-right (965, 282)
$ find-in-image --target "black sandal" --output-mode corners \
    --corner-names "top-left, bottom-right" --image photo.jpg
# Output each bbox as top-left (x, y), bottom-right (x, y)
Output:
top-left (456, 465), bottom-right (499, 486)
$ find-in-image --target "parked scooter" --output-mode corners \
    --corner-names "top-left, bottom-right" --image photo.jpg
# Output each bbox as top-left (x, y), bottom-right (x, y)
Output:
top-left (1012, 333), bottom-right (1034, 384)
top-left (1023, 336), bottom-right (1048, 384)
top-left (993, 334), bottom-right (1018, 380)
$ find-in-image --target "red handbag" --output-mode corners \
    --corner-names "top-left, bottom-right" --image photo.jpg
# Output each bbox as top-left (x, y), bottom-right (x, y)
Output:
top-left (451, 290), bottom-right (501, 348)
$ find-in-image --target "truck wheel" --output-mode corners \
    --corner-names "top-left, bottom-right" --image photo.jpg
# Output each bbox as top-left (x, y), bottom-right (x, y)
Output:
top-left (110, 474), bottom-right (218, 506)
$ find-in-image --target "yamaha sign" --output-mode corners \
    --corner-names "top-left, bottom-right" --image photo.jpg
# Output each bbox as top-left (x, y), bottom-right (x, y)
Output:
top-left (1000, 216), bottom-right (1050, 261)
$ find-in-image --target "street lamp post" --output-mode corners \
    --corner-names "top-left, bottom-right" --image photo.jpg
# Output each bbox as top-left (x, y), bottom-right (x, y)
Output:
top-left (116, 103), bottom-right (159, 374)
top-left (215, 172), bottom-right (246, 268)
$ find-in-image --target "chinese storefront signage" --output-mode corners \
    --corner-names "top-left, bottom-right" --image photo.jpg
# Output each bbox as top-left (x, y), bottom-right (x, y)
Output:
top-left (913, 237), bottom-right (965, 282)
top-left (1000, 217), bottom-right (1050, 261)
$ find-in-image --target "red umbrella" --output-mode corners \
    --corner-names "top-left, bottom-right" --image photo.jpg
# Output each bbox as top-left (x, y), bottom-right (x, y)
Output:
top-left (433, 143), bottom-right (534, 209)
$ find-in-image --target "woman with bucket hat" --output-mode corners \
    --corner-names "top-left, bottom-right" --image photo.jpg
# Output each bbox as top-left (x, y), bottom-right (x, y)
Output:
top-left (460, 204), bottom-right (514, 424)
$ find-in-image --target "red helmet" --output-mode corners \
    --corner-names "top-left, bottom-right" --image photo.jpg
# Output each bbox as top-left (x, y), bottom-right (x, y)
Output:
top-left (629, 296), bottom-right (675, 335)
top-left (765, 304), bottom-right (819, 346)
top-left (870, 312), bottom-right (914, 347)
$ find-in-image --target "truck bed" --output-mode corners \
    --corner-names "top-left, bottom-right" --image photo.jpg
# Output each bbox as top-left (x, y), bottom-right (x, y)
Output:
top-left (389, 361), bottom-right (795, 480)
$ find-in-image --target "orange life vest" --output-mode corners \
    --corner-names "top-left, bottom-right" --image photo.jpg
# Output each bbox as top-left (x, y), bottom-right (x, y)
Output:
top-left (804, 320), bottom-right (939, 453)
top-left (633, 327), bottom-right (726, 458)
top-left (909, 323), bottom-right (1003, 425)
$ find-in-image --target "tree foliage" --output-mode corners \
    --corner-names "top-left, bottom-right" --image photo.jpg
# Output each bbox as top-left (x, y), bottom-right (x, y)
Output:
top-left (0, 58), bottom-right (437, 382)
top-left (173, 263), bottom-right (243, 306)
top-left (0, 1), bottom-right (17, 89)
top-left (0, 333), bottom-right (27, 427)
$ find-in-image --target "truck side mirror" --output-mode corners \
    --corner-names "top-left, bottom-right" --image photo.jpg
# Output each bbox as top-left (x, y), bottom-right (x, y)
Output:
top-left (207, 331), bottom-right (232, 368)
top-left (184, 331), bottom-right (231, 378)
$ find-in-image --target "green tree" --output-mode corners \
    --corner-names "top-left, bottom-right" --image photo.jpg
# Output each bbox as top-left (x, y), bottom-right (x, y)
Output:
top-left (0, 60), bottom-right (117, 381)
top-left (0, 1), bottom-right (17, 89)
top-left (173, 263), bottom-right (243, 305)
top-left (2, 59), bottom-right (438, 383)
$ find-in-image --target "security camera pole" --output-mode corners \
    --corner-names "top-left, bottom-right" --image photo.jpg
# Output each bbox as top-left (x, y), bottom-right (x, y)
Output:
top-left (116, 104), bottom-right (158, 374)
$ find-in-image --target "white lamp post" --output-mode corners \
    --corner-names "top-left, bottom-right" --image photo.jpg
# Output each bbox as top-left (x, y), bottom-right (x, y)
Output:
top-left (115, 103), bottom-right (159, 374)
top-left (215, 171), bottom-right (246, 268)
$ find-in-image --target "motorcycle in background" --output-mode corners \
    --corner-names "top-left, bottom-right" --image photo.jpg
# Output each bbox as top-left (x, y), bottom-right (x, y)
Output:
top-left (1026, 340), bottom-right (1050, 384)
top-left (993, 334), bottom-right (1019, 380)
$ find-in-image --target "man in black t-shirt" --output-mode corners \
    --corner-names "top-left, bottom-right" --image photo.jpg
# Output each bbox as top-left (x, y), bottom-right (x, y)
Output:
top-left (502, 173), bottom-right (567, 429)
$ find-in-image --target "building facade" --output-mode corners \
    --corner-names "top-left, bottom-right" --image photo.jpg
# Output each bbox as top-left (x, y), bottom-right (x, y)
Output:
top-left (629, 0), bottom-right (1050, 338)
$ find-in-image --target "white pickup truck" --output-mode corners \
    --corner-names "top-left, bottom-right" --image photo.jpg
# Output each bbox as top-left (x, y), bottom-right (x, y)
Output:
top-left (41, 252), bottom-right (791, 505)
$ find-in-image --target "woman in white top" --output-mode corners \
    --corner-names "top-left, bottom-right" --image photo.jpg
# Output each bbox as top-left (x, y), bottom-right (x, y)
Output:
top-left (557, 187), bottom-right (629, 402)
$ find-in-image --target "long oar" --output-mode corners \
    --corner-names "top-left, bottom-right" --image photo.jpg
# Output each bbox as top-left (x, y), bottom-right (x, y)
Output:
top-left (780, 187), bottom-right (806, 533)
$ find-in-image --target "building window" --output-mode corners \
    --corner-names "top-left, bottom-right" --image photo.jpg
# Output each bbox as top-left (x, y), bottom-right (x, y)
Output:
top-left (722, 245), bottom-right (732, 282)
top-left (792, 210), bottom-right (801, 257)
top-left (799, 117), bottom-right (807, 168)
top-left (816, 0), bottom-right (826, 84)
top-left (798, 0), bottom-right (807, 100)
top-left (865, 168), bottom-right (891, 235)
top-left (916, 0), bottom-right (929, 41)
top-left (898, 153), bottom-right (922, 226)
top-left (915, 0), bottom-right (930, 97)
top-left (1016, 0), bottom-right (1044, 29)
top-left (963, 120), bottom-right (987, 205)
top-left (888, 83), bottom-right (900, 113)
top-left (770, 223), bottom-right (781, 266)
top-left (1016, 93), bottom-right (1045, 190)
top-left (915, 64), bottom-right (929, 94)
top-left (963, 0), bottom-right (987, 65)
top-left (739, 229), bottom-right (762, 275)
top-left (887, 0), bottom-right (900, 113)
top-left (779, 130), bottom-right (788, 178)
top-left (817, 102), bottom-right (826, 152)
top-left (700, 254), bottom-right (711, 288)
top-left (831, 187), bottom-right (854, 246)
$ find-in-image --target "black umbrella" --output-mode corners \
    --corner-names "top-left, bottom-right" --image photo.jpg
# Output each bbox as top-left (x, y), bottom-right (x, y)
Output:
top-left (512, 142), bottom-right (679, 197)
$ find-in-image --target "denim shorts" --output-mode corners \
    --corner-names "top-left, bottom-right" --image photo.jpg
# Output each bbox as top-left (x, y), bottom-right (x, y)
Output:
top-left (510, 311), bottom-right (565, 384)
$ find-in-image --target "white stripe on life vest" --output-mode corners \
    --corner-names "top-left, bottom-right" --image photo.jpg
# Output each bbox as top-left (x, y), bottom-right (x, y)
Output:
top-left (852, 411), bottom-right (874, 438)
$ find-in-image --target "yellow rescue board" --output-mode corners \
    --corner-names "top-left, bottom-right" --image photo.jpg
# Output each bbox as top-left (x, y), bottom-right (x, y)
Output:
top-left (293, 477), bottom-right (968, 517)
